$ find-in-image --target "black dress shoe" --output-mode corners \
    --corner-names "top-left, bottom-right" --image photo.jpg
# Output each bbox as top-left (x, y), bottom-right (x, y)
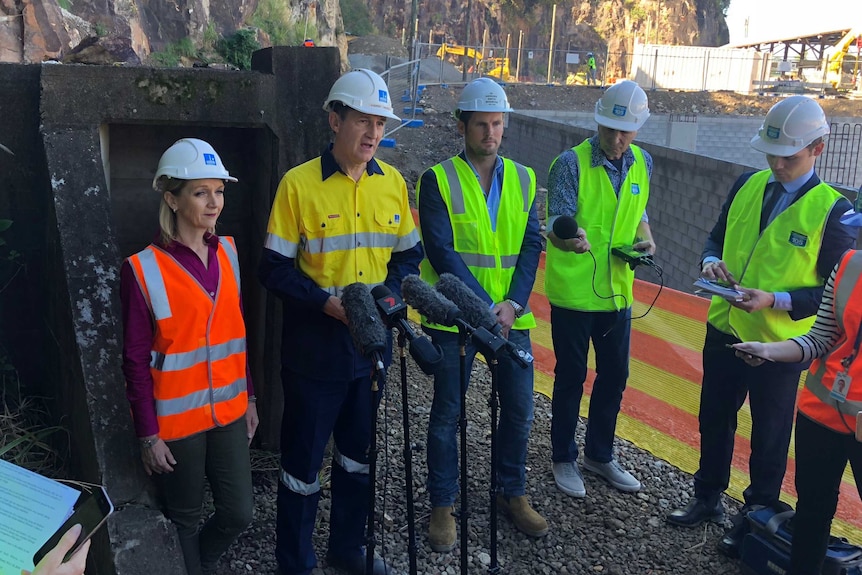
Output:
top-left (326, 548), bottom-right (392, 575)
top-left (666, 498), bottom-right (724, 527)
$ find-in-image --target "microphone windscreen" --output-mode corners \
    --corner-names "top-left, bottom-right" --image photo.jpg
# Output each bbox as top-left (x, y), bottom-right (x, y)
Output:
top-left (435, 273), bottom-right (498, 330)
top-left (407, 335), bottom-right (444, 376)
top-left (370, 284), bottom-right (391, 300)
top-left (401, 275), bottom-right (461, 327)
top-left (341, 282), bottom-right (387, 358)
top-left (552, 215), bottom-right (579, 240)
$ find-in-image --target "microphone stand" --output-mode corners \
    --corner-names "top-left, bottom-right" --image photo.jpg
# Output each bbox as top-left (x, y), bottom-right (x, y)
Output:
top-left (397, 331), bottom-right (419, 575)
top-left (486, 355), bottom-right (502, 575)
top-left (365, 355), bottom-right (386, 575)
top-left (455, 321), bottom-right (470, 575)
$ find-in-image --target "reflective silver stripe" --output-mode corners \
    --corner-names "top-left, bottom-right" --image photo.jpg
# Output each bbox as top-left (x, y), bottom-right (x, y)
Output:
top-left (151, 337), bottom-right (247, 372)
top-left (155, 377), bottom-right (246, 417)
top-left (280, 468), bottom-right (321, 496)
top-left (138, 249), bottom-right (172, 320)
top-left (219, 237), bottom-right (241, 292)
top-left (441, 159), bottom-right (465, 215)
top-left (835, 252), bottom-right (862, 332)
top-left (265, 233), bottom-right (299, 258)
top-left (333, 445), bottom-right (369, 474)
top-left (459, 253), bottom-right (497, 269)
top-left (393, 228), bottom-right (420, 253)
top-left (513, 162), bottom-right (532, 212)
top-left (355, 232), bottom-right (399, 249)
top-left (322, 281), bottom-right (384, 298)
top-left (500, 254), bottom-right (520, 268)
top-left (303, 232), bottom-right (399, 255)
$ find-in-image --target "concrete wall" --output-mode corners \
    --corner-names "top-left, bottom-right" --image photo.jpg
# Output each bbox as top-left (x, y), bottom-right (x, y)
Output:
top-left (504, 113), bottom-right (752, 293)
top-left (525, 110), bottom-right (862, 189)
top-left (0, 47), bottom-right (340, 574)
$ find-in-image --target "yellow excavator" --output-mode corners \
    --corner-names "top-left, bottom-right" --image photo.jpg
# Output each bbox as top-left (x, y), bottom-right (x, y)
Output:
top-left (436, 44), bottom-right (517, 82)
top-left (821, 27), bottom-right (861, 89)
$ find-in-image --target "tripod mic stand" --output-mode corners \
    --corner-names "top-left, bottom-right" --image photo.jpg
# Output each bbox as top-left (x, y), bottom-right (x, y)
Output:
top-left (396, 331), bottom-right (419, 575)
top-left (365, 359), bottom-right (386, 575)
top-left (486, 355), bottom-right (501, 575)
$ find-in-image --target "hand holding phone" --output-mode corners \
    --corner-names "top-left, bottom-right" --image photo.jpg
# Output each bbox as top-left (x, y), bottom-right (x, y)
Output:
top-left (726, 343), bottom-right (774, 363)
top-left (25, 524), bottom-right (90, 575)
top-left (33, 485), bottom-right (113, 567)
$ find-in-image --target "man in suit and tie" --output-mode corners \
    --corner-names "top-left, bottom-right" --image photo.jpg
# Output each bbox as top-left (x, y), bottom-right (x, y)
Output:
top-left (666, 96), bottom-right (856, 557)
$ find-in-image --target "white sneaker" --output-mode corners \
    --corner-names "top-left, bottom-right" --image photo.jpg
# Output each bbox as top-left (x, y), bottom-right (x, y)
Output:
top-left (583, 457), bottom-right (641, 492)
top-left (552, 461), bottom-right (586, 498)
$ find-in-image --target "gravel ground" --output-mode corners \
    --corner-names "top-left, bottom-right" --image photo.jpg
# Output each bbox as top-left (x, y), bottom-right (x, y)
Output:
top-left (213, 340), bottom-right (745, 575)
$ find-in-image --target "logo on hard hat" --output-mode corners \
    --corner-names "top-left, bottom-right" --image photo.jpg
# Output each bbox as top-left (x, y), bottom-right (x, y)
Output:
top-left (766, 126), bottom-right (780, 140)
top-left (612, 104), bottom-right (627, 117)
top-left (203, 153), bottom-right (217, 166)
top-left (378, 90), bottom-right (389, 104)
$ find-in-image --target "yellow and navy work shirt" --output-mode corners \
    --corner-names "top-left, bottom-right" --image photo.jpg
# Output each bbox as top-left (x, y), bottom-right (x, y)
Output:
top-left (260, 146), bottom-right (423, 380)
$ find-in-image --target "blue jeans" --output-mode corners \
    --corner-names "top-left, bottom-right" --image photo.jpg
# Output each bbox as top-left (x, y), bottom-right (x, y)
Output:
top-left (425, 327), bottom-right (535, 506)
top-left (550, 306), bottom-right (631, 464)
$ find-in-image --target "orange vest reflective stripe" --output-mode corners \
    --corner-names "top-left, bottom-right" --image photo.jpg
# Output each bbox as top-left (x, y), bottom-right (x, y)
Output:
top-left (799, 250), bottom-right (862, 434)
top-left (127, 237), bottom-right (248, 441)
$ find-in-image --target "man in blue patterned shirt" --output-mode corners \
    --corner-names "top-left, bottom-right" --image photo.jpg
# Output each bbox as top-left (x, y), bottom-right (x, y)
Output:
top-left (544, 80), bottom-right (654, 499)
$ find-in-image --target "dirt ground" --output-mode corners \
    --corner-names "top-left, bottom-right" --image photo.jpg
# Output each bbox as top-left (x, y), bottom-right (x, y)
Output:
top-left (375, 83), bottom-right (862, 197)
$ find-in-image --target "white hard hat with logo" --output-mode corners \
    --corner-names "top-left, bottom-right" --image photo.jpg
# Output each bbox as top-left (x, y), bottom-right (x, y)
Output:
top-left (152, 138), bottom-right (237, 191)
top-left (750, 95), bottom-right (829, 157)
top-left (322, 68), bottom-right (400, 121)
top-left (455, 77), bottom-right (513, 119)
top-left (594, 80), bottom-right (650, 131)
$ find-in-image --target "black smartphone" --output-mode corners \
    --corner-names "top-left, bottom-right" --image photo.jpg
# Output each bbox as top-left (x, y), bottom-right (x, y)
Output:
top-left (33, 484), bottom-right (114, 565)
top-left (725, 343), bottom-right (774, 363)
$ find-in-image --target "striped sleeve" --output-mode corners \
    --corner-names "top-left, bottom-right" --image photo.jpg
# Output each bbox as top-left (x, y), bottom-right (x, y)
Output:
top-left (792, 263), bottom-right (841, 361)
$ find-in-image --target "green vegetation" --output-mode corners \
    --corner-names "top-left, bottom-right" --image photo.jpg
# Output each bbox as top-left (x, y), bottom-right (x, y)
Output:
top-left (251, 0), bottom-right (317, 45)
top-left (341, 0), bottom-right (375, 36)
top-left (216, 29), bottom-right (260, 70)
top-left (150, 37), bottom-right (198, 67)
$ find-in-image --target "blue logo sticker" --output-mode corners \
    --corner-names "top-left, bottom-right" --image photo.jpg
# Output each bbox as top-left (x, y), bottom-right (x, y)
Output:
top-left (766, 126), bottom-right (780, 140)
top-left (394, 214), bottom-right (400, 223)
top-left (631, 183), bottom-right (640, 195)
top-left (612, 104), bottom-right (627, 117)
top-left (203, 153), bottom-right (217, 166)
top-left (378, 89), bottom-right (389, 104)
top-left (788, 231), bottom-right (808, 247)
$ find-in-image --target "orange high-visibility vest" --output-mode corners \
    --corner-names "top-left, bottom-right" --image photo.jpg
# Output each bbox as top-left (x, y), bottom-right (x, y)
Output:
top-left (799, 250), bottom-right (862, 434)
top-left (127, 236), bottom-right (248, 441)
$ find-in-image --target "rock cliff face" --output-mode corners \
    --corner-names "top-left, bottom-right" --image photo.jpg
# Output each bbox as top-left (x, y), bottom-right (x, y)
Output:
top-left (0, 0), bottom-right (725, 77)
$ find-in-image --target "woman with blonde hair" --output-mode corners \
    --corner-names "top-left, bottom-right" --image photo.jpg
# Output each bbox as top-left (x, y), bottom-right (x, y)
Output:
top-left (120, 138), bottom-right (257, 575)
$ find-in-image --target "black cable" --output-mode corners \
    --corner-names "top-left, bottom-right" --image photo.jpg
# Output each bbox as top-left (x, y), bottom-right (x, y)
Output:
top-left (629, 258), bottom-right (664, 321)
top-left (587, 250), bottom-right (629, 309)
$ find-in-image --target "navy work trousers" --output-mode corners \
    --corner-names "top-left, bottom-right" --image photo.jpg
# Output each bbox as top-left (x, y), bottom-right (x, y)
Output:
top-left (275, 368), bottom-right (380, 575)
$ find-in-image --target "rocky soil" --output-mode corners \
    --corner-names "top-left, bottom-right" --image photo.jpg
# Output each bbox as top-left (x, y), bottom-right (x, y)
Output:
top-left (215, 354), bottom-right (745, 575)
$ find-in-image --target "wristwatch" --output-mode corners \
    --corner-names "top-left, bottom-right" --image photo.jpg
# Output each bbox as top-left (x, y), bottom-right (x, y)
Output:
top-left (506, 299), bottom-right (525, 318)
top-left (140, 436), bottom-right (159, 449)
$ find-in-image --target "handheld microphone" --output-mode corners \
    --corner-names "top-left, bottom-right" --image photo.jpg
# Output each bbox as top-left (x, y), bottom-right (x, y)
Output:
top-left (401, 275), bottom-right (463, 328)
top-left (435, 273), bottom-right (534, 367)
top-left (552, 215), bottom-right (579, 240)
top-left (371, 284), bottom-right (443, 375)
top-left (341, 282), bottom-right (387, 370)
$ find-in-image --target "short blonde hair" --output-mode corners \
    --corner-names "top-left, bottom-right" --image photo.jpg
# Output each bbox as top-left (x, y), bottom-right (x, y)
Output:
top-left (156, 177), bottom-right (205, 245)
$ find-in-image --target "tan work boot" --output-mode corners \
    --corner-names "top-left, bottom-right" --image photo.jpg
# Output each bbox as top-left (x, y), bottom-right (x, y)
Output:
top-left (428, 506), bottom-right (456, 552)
top-left (497, 494), bottom-right (549, 537)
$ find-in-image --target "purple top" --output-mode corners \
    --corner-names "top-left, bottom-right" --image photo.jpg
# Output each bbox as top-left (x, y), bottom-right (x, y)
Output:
top-left (120, 233), bottom-right (254, 438)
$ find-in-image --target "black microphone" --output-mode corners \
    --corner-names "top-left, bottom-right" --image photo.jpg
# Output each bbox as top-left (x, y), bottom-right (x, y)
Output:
top-left (341, 282), bottom-right (387, 370)
top-left (435, 273), bottom-right (534, 367)
top-left (401, 275), bottom-right (463, 328)
top-left (552, 215), bottom-right (579, 240)
top-left (371, 284), bottom-right (443, 376)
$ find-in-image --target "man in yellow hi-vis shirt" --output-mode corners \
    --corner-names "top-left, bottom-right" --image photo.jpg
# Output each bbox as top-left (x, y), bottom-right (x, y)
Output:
top-left (259, 68), bottom-right (422, 575)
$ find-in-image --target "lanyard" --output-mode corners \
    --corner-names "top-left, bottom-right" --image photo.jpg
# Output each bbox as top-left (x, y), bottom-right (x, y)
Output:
top-left (840, 317), bottom-right (862, 370)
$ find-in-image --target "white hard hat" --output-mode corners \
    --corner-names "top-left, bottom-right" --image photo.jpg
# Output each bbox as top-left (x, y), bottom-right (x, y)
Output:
top-left (152, 138), bottom-right (237, 191)
top-left (750, 95), bottom-right (829, 156)
top-left (455, 77), bottom-right (513, 118)
top-left (594, 80), bottom-right (650, 131)
top-left (322, 68), bottom-right (400, 121)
